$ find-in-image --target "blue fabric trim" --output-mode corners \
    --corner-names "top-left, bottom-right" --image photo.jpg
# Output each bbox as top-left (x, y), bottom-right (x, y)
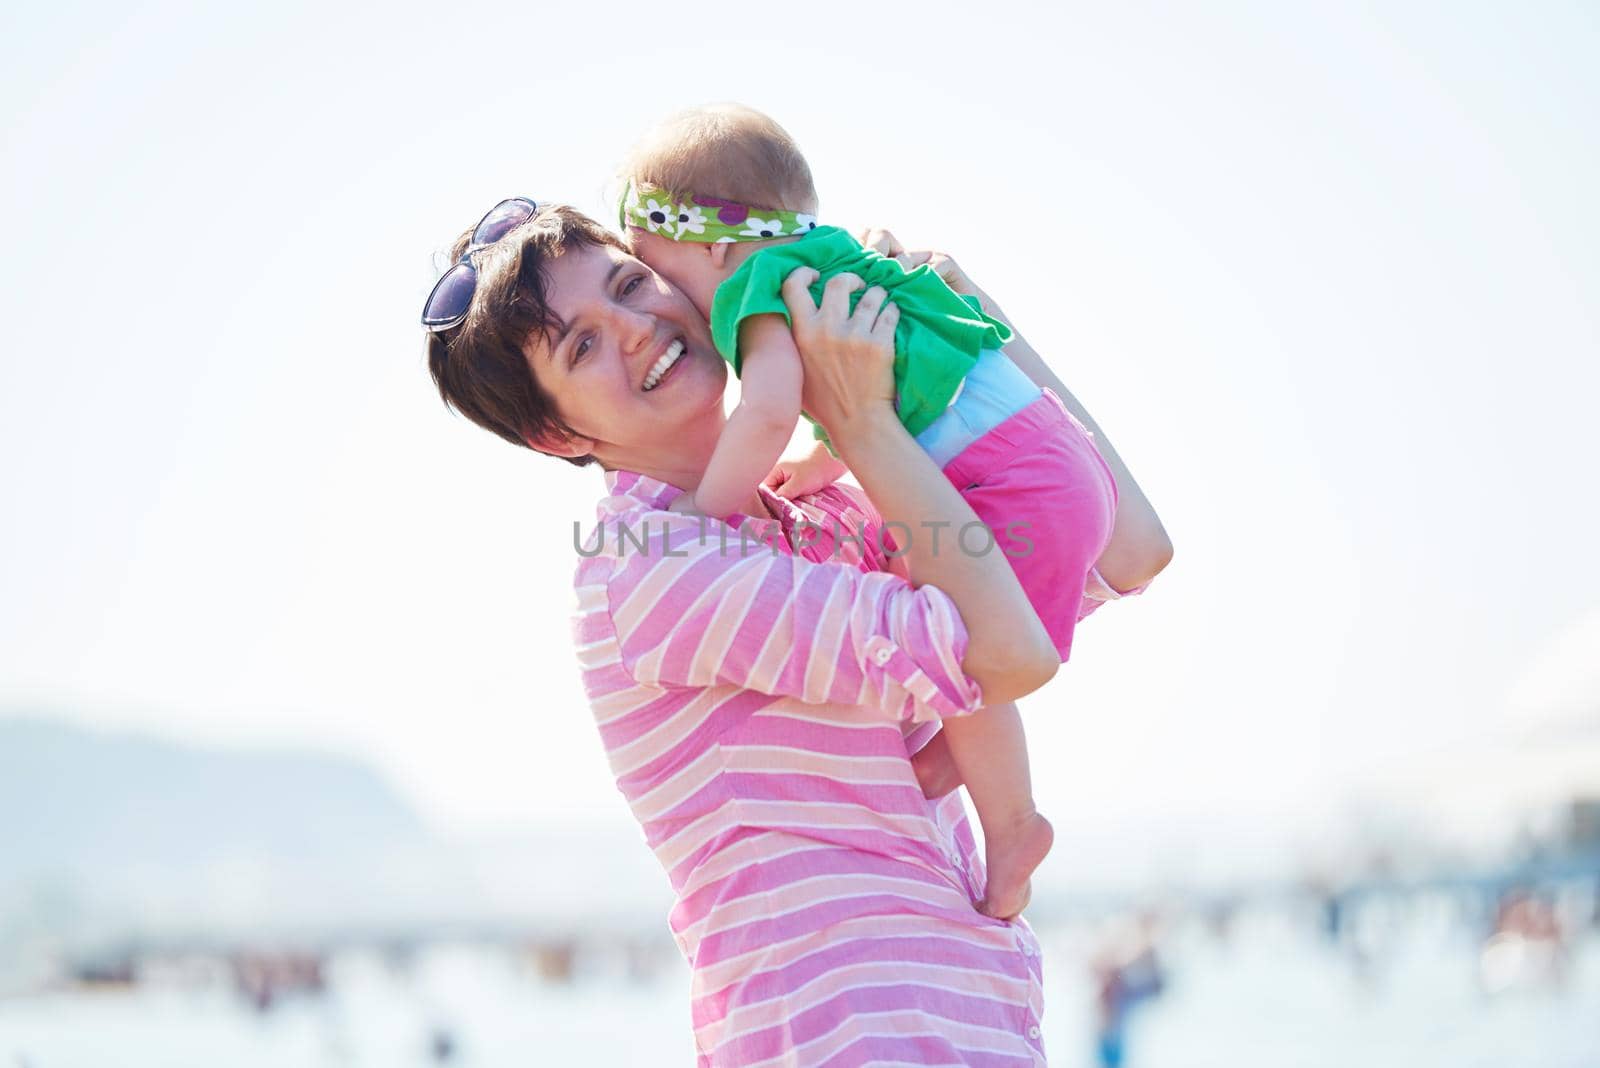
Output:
top-left (912, 348), bottom-right (1042, 468)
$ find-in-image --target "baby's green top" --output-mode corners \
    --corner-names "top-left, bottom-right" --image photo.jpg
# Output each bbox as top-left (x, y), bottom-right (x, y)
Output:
top-left (709, 225), bottom-right (1013, 453)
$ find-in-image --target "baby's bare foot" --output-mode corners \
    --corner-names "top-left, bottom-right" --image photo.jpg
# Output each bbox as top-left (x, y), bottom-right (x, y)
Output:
top-left (980, 811), bottom-right (1054, 920)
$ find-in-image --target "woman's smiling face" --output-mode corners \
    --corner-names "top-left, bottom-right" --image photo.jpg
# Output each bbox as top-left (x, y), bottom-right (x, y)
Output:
top-left (522, 242), bottom-right (728, 471)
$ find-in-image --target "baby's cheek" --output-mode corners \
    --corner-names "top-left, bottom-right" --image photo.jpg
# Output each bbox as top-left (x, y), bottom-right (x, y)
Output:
top-left (647, 261), bottom-right (692, 297)
top-left (624, 231), bottom-right (661, 267)
top-left (626, 230), bottom-right (663, 263)
top-left (637, 251), bottom-right (668, 279)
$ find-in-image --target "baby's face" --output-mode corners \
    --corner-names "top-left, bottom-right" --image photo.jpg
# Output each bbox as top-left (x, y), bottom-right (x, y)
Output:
top-left (627, 229), bottom-right (720, 321)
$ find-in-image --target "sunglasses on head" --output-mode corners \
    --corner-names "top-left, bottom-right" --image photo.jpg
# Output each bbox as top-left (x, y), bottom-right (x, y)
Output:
top-left (420, 197), bottom-right (539, 332)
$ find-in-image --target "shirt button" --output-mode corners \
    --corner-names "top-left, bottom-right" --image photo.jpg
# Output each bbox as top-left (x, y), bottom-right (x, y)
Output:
top-left (873, 647), bottom-right (892, 665)
top-left (1027, 1026), bottom-right (1040, 1040)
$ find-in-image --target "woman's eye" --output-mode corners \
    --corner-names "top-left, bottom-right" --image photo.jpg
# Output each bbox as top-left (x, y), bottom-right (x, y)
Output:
top-left (575, 337), bottom-right (593, 361)
top-left (622, 275), bottom-right (643, 296)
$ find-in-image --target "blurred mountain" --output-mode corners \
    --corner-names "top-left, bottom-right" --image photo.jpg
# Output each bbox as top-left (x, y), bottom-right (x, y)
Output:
top-left (0, 717), bottom-right (424, 883)
top-left (0, 717), bottom-right (674, 950)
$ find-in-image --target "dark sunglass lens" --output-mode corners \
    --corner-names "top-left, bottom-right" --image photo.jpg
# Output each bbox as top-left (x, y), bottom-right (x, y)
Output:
top-left (473, 198), bottom-right (537, 246)
top-left (422, 263), bottom-right (478, 327)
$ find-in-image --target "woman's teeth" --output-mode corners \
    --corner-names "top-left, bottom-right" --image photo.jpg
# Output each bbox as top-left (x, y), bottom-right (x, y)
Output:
top-left (642, 339), bottom-right (685, 391)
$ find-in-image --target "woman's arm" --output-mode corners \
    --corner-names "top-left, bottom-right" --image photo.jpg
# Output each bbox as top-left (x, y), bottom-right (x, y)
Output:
top-left (597, 507), bottom-right (989, 726)
top-left (861, 231), bottom-right (1174, 594)
top-left (781, 269), bottom-right (1060, 707)
top-left (676, 314), bottom-right (801, 519)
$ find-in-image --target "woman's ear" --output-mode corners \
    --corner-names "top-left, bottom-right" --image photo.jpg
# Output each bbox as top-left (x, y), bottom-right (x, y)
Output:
top-left (523, 425), bottom-right (595, 460)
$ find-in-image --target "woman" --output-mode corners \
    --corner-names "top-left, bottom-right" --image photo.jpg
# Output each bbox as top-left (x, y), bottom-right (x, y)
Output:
top-left (423, 201), bottom-right (1170, 1065)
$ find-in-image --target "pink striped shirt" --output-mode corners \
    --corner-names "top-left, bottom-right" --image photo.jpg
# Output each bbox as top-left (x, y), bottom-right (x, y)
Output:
top-left (572, 470), bottom-right (1047, 1066)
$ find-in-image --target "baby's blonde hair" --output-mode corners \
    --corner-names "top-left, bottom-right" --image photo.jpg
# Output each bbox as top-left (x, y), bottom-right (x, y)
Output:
top-left (620, 103), bottom-right (818, 215)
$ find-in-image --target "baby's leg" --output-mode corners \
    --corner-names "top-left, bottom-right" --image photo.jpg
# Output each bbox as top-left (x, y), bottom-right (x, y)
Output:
top-left (939, 383), bottom-right (1118, 661)
top-left (991, 329), bottom-right (1166, 594)
top-left (938, 702), bottom-right (1054, 920)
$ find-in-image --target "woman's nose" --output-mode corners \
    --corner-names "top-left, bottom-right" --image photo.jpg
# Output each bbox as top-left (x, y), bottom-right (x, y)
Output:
top-left (613, 306), bottom-right (655, 353)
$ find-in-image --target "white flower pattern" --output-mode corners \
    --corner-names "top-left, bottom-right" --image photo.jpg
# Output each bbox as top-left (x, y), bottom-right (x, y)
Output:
top-left (674, 204), bottom-right (707, 237)
top-left (638, 198), bottom-right (676, 237)
top-left (741, 217), bottom-right (785, 238)
top-left (623, 181), bottom-right (818, 244)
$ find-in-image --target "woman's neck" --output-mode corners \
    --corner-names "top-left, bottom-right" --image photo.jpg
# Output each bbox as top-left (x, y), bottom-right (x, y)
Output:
top-left (601, 433), bottom-right (769, 518)
top-left (615, 463), bottom-right (769, 518)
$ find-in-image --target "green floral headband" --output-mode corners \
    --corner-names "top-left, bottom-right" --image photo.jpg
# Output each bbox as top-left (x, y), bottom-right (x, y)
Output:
top-left (619, 181), bottom-right (818, 243)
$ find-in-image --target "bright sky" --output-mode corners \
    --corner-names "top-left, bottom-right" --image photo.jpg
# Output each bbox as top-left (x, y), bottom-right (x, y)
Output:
top-left (3, 3), bottom-right (1596, 873)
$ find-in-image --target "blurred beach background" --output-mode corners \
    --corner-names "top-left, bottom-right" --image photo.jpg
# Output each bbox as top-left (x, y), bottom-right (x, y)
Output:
top-left (2, 1), bottom-right (1597, 1064)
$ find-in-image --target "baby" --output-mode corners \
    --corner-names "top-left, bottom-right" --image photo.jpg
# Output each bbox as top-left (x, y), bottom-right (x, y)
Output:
top-left (618, 104), bottom-right (1121, 920)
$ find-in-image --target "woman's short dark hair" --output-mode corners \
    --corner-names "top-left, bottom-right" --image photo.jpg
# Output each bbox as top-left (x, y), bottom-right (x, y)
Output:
top-left (425, 205), bottom-right (626, 466)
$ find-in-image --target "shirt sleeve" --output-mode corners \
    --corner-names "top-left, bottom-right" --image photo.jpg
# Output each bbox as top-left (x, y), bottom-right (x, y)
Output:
top-left (1079, 565), bottom-right (1152, 620)
top-left (794, 481), bottom-right (900, 575)
top-left (603, 512), bottom-right (984, 724)
top-left (709, 247), bottom-right (799, 375)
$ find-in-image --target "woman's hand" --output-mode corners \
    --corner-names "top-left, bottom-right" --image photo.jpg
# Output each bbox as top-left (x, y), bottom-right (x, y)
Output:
top-left (857, 227), bottom-right (998, 317)
top-left (780, 269), bottom-right (900, 442)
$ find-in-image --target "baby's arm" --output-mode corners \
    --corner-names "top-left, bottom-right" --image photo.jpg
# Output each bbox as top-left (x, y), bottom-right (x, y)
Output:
top-left (680, 314), bottom-right (803, 519)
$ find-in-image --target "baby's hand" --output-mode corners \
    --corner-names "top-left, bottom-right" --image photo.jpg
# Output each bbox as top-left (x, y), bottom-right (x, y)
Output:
top-left (765, 448), bottom-right (849, 499)
top-left (666, 492), bottom-right (702, 516)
